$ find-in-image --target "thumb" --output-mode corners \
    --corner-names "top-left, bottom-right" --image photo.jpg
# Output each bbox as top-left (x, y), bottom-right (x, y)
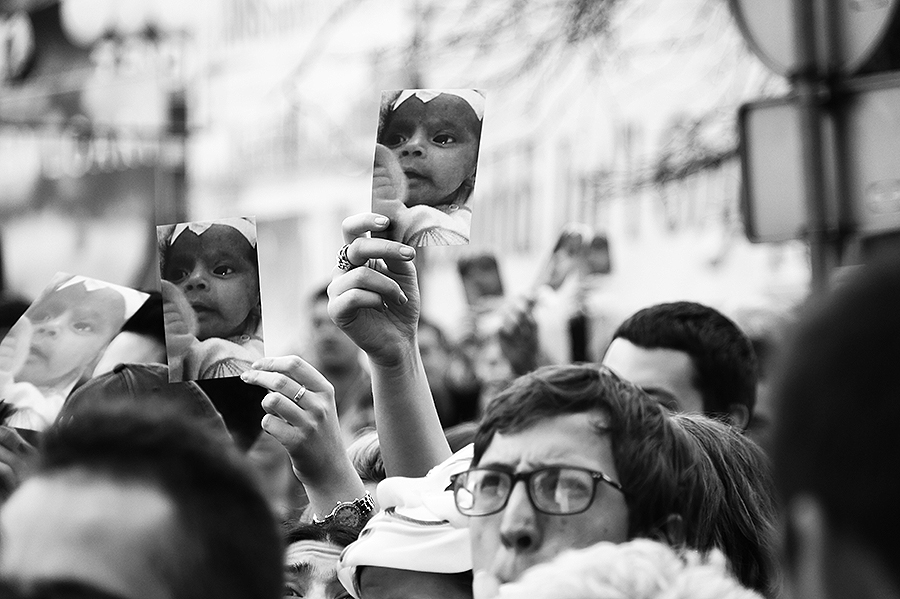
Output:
top-left (373, 143), bottom-right (408, 205)
top-left (0, 317), bottom-right (33, 379)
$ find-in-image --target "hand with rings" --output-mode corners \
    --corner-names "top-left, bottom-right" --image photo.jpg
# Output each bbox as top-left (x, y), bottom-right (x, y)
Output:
top-left (328, 213), bottom-right (452, 477)
top-left (240, 356), bottom-right (365, 512)
top-left (328, 213), bottom-right (420, 368)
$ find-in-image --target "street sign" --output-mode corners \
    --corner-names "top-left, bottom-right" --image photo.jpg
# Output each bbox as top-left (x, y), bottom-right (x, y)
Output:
top-left (843, 73), bottom-right (900, 234)
top-left (739, 97), bottom-right (838, 242)
top-left (739, 73), bottom-right (900, 242)
top-left (730, 0), bottom-right (900, 75)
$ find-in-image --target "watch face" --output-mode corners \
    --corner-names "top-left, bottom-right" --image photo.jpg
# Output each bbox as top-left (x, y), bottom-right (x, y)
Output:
top-left (333, 505), bottom-right (360, 527)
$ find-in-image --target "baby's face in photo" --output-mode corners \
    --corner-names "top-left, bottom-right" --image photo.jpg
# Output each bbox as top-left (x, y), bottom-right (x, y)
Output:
top-left (18, 284), bottom-right (125, 388)
top-left (164, 225), bottom-right (260, 341)
top-left (381, 93), bottom-right (481, 207)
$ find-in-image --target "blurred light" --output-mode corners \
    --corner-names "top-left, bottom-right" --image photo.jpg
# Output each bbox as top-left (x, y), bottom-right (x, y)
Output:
top-left (114, 2), bottom-right (150, 37)
top-left (149, 0), bottom-right (196, 34)
top-left (0, 132), bottom-right (41, 209)
top-left (61, 0), bottom-right (196, 47)
top-left (60, 0), bottom-right (117, 47)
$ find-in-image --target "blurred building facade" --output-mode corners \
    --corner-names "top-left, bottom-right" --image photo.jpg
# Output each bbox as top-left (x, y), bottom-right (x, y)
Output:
top-left (1, 0), bottom-right (811, 353)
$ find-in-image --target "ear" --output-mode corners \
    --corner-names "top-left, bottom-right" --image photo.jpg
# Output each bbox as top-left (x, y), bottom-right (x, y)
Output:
top-left (658, 513), bottom-right (686, 547)
top-left (784, 494), bottom-right (829, 599)
top-left (726, 403), bottom-right (750, 430)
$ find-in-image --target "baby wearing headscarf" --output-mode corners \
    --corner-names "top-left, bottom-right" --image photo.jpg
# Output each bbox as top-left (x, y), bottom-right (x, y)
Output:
top-left (0, 275), bottom-right (145, 431)
top-left (158, 217), bottom-right (264, 381)
top-left (374, 89), bottom-right (485, 247)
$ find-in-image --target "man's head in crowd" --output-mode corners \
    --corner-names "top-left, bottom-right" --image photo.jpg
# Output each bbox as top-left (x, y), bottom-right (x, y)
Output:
top-left (602, 301), bottom-right (757, 428)
top-left (283, 521), bottom-right (359, 599)
top-left (770, 259), bottom-right (900, 599)
top-left (462, 364), bottom-right (739, 586)
top-left (458, 364), bottom-right (777, 592)
top-left (309, 286), bottom-right (361, 373)
top-left (0, 403), bottom-right (283, 599)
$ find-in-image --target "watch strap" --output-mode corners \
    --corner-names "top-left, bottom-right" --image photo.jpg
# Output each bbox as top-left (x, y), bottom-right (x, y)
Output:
top-left (312, 493), bottom-right (375, 527)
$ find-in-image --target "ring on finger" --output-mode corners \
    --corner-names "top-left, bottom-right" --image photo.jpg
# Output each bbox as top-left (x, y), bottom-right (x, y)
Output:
top-left (291, 384), bottom-right (308, 405)
top-left (337, 244), bottom-right (359, 272)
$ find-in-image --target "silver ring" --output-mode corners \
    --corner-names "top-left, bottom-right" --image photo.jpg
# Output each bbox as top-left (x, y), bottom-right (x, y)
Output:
top-left (337, 244), bottom-right (358, 272)
top-left (291, 384), bottom-right (307, 405)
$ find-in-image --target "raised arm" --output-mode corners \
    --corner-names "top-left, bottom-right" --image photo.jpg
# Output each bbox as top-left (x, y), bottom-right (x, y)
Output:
top-left (327, 213), bottom-right (451, 477)
top-left (241, 355), bottom-right (367, 519)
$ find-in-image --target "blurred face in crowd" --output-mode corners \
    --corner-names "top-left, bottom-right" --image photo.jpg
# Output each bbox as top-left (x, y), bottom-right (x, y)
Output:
top-left (18, 283), bottom-right (125, 388)
top-left (284, 540), bottom-right (349, 599)
top-left (164, 225), bottom-right (260, 341)
top-left (468, 412), bottom-right (629, 585)
top-left (358, 567), bottom-right (471, 599)
top-left (602, 338), bottom-right (704, 414)
top-left (381, 94), bottom-right (480, 208)
top-left (0, 472), bottom-right (178, 599)
top-left (310, 298), bottom-right (360, 372)
top-left (417, 324), bottom-right (451, 385)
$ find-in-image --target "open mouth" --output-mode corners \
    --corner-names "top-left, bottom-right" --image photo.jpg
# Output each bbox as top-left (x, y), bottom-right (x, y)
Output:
top-left (27, 345), bottom-right (48, 362)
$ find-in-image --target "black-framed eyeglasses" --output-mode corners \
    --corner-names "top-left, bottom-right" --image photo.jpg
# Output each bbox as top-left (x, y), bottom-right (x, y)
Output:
top-left (450, 466), bottom-right (625, 517)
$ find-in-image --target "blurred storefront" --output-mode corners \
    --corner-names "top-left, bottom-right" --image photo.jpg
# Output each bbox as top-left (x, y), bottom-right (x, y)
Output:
top-left (0, 0), bottom-right (185, 298)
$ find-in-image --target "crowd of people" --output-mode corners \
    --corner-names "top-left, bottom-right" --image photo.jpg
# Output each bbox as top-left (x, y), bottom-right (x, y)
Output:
top-left (0, 87), bottom-right (896, 599)
top-left (0, 207), bottom-right (897, 599)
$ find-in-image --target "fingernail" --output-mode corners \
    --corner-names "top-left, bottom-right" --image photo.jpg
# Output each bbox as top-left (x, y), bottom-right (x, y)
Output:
top-left (240, 372), bottom-right (251, 381)
top-left (374, 215), bottom-right (389, 227)
top-left (398, 293), bottom-right (408, 305)
top-left (399, 246), bottom-right (415, 258)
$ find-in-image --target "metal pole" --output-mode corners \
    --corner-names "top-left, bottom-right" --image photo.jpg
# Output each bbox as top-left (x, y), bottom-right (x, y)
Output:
top-left (792, 0), bottom-right (834, 293)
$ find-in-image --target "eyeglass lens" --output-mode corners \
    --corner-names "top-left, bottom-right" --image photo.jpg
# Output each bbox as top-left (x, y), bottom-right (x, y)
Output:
top-left (455, 467), bottom-right (599, 515)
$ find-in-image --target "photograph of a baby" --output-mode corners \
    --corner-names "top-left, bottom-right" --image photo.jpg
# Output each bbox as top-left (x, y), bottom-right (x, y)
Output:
top-left (157, 216), bottom-right (265, 382)
top-left (0, 274), bottom-right (148, 431)
top-left (372, 88), bottom-right (485, 246)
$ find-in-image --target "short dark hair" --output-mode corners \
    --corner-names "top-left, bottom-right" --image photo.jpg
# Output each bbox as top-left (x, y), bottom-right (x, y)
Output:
top-left (611, 301), bottom-right (758, 419)
top-left (770, 258), bottom-right (900, 586)
top-left (38, 403), bottom-right (283, 599)
top-left (473, 364), bottom-right (694, 544)
top-left (670, 413), bottom-right (778, 595)
top-left (283, 520), bottom-right (361, 550)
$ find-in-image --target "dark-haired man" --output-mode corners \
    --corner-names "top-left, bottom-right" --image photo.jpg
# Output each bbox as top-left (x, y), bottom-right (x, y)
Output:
top-left (0, 403), bottom-right (283, 599)
top-left (307, 287), bottom-right (374, 439)
top-left (602, 301), bottom-right (757, 428)
top-left (283, 521), bottom-right (360, 599)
